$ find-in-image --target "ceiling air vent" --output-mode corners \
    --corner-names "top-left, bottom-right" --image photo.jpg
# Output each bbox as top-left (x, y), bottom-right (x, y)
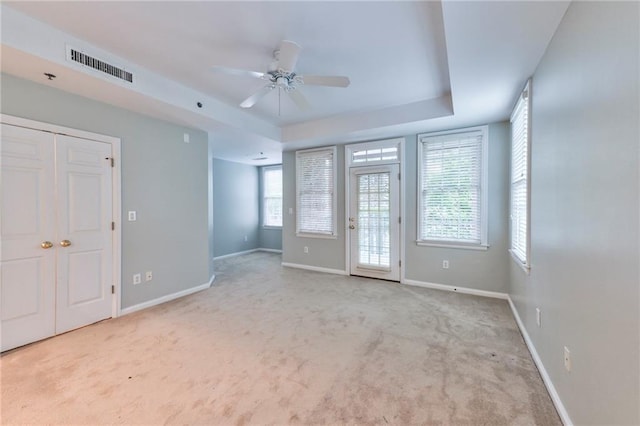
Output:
top-left (67, 47), bottom-right (133, 83)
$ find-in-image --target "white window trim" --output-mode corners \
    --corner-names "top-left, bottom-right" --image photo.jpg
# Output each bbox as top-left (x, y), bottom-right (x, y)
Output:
top-left (262, 165), bottom-right (283, 228)
top-left (416, 241), bottom-right (489, 251)
top-left (295, 146), bottom-right (338, 239)
top-left (416, 125), bottom-right (489, 250)
top-left (510, 249), bottom-right (531, 274)
top-left (345, 137), bottom-right (403, 167)
top-left (509, 80), bottom-right (532, 271)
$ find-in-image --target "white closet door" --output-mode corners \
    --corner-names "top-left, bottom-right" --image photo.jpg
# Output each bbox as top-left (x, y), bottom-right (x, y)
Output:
top-left (55, 134), bottom-right (113, 334)
top-left (1, 124), bottom-right (56, 351)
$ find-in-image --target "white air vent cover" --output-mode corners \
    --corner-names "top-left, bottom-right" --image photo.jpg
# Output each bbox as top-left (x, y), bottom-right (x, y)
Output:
top-left (66, 46), bottom-right (133, 83)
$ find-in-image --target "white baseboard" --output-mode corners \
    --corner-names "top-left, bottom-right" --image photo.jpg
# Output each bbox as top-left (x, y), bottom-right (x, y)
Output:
top-left (213, 249), bottom-right (258, 260)
top-left (402, 278), bottom-right (508, 300)
top-left (507, 296), bottom-right (573, 426)
top-left (213, 248), bottom-right (282, 261)
top-left (281, 262), bottom-right (348, 276)
top-left (119, 274), bottom-right (215, 316)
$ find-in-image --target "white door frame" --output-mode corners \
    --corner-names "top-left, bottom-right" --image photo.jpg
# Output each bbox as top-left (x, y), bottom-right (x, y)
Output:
top-left (344, 138), bottom-right (405, 282)
top-left (1, 114), bottom-right (122, 317)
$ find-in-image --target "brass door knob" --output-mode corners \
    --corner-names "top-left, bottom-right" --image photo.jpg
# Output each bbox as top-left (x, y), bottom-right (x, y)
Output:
top-left (349, 224), bottom-right (355, 229)
top-left (60, 240), bottom-right (72, 247)
top-left (41, 241), bottom-right (53, 249)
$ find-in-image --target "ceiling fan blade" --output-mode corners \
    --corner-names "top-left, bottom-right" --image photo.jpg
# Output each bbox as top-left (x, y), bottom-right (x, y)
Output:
top-left (211, 66), bottom-right (266, 79)
top-left (277, 40), bottom-right (301, 72)
top-left (300, 75), bottom-right (350, 88)
top-left (240, 85), bottom-right (274, 108)
top-left (287, 89), bottom-right (310, 110)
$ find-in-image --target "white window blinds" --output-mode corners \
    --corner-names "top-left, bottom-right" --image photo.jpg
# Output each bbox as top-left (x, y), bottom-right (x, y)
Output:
top-left (263, 166), bottom-right (282, 227)
top-left (296, 147), bottom-right (336, 236)
top-left (510, 83), bottom-right (530, 264)
top-left (418, 128), bottom-right (487, 245)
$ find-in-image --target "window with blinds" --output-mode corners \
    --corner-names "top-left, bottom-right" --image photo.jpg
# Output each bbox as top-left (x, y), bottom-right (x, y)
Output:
top-left (296, 147), bottom-right (337, 236)
top-left (417, 127), bottom-right (488, 246)
top-left (262, 166), bottom-right (282, 227)
top-left (510, 82), bottom-right (530, 265)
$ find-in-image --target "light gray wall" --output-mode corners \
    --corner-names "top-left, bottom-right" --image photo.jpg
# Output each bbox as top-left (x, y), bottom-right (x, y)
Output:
top-left (282, 147), bottom-right (346, 271)
top-left (405, 122), bottom-right (510, 292)
top-left (212, 158), bottom-right (259, 257)
top-left (1, 73), bottom-right (210, 309)
top-left (282, 124), bottom-right (509, 293)
top-left (508, 2), bottom-right (639, 425)
top-left (258, 165), bottom-right (283, 251)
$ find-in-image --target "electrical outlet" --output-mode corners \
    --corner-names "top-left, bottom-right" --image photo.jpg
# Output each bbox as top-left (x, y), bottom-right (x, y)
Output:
top-left (304, 246), bottom-right (309, 254)
top-left (145, 271), bottom-right (153, 281)
top-left (128, 211), bottom-right (137, 221)
top-left (442, 260), bottom-right (449, 269)
top-left (536, 308), bottom-right (541, 327)
top-left (183, 133), bottom-right (190, 143)
top-left (564, 346), bottom-right (571, 372)
top-left (133, 273), bottom-right (141, 285)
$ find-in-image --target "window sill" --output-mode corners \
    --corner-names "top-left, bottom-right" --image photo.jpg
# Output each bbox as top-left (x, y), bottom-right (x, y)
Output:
top-left (262, 225), bottom-right (282, 230)
top-left (509, 249), bottom-right (530, 275)
top-left (416, 241), bottom-right (489, 251)
top-left (296, 232), bottom-right (338, 240)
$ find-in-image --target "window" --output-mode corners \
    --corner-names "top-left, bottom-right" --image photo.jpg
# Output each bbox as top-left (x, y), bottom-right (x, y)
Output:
top-left (262, 166), bottom-right (282, 227)
top-left (296, 146), bottom-right (337, 237)
top-left (346, 138), bottom-right (402, 167)
top-left (510, 81), bottom-right (530, 267)
top-left (417, 126), bottom-right (488, 248)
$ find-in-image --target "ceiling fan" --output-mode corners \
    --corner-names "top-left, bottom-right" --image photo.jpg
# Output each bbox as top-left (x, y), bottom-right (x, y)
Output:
top-left (212, 40), bottom-right (350, 110)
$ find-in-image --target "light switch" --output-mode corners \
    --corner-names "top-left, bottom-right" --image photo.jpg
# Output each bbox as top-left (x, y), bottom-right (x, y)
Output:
top-left (128, 211), bottom-right (137, 221)
top-left (183, 133), bottom-right (190, 143)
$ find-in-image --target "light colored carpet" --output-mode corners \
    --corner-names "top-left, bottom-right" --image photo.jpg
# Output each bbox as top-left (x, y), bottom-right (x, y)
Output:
top-left (1, 252), bottom-right (560, 425)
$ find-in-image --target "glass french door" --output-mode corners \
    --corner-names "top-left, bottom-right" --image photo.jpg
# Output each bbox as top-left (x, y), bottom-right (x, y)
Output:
top-left (348, 164), bottom-right (400, 281)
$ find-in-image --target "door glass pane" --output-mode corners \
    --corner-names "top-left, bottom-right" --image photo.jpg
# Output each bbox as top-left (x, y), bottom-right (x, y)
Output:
top-left (357, 172), bottom-right (391, 268)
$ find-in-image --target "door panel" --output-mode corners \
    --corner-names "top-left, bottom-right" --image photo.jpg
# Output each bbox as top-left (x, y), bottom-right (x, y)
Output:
top-left (349, 165), bottom-right (400, 281)
top-left (1, 124), bottom-right (56, 351)
top-left (2, 258), bottom-right (45, 320)
top-left (55, 135), bottom-right (113, 334)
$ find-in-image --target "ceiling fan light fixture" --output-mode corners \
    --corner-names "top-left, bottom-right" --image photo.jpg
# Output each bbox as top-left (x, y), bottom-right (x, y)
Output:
top-left (275, 76), bottom-right (289, 88)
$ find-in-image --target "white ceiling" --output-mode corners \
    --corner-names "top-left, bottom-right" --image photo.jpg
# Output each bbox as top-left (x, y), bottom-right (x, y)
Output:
top-left (1, 1), bottom-right (569, 165)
